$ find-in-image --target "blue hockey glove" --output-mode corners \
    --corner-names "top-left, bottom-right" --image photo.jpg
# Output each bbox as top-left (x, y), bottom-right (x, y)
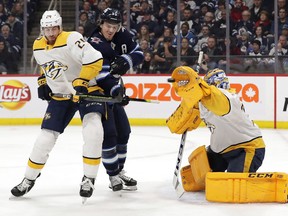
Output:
top-left (110, 55), bottom-right (132, 76)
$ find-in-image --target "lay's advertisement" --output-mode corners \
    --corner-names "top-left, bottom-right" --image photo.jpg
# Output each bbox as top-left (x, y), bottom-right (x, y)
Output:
top-left (0, 75), bottom-right (287, 128)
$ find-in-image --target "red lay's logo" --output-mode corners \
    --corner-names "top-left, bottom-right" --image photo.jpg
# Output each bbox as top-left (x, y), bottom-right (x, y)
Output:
top-left (0, 80), bottom-right (31, 110)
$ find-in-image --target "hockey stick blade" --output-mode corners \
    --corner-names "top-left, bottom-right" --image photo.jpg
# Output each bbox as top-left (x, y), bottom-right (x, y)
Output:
top-left (172, 131), bottom-right (187, 198)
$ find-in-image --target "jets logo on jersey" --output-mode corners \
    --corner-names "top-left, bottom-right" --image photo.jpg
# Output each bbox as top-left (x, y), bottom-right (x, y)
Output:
top-left (41, 60), bottom-right (68, 80)
top-left (90, 37), bottom-right (102, 44)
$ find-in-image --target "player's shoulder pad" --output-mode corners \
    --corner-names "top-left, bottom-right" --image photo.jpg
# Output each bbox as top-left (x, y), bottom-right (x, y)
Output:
top-left (33, 36), bottom-right (46, 51)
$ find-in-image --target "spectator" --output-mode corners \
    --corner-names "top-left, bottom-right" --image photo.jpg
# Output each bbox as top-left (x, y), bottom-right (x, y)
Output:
top-left (80, 0), bottom-right (97, 23)
top-left (136, 10), bottom-right (158, 38)
top-left (139, 38), bottom-right (152, 53)
top-left (252, 25), bottom-right (272, 54)
top-left (201, 35), bottom-right (222, 70)
top-left (10, 1), bottom-right (23, 21)
top-left (230, 0), bottom-right (249, 24)
top-left (210, 10), bottom-right (227, 43)
top-left (194, 25), bottom-right (210, 52)
top-left (214, 0), bottom-right (226, 21)
top-left (179, 37), bottom-right (198, 67)
top-left (0, 36), bottom-right (16, 73)
top-left (172, 22), bottom-right (197, 48)
top-left (236, 31), bottom-right (252, 55)
top-left (154, 36), bottom-right (176, 74)
top-left (245, 39), bottom-right (270, 71)
top-left (250, 0), bottom-right (268, 23)
top-left (5, 12), bottom-right (23, 43)
top-left (136, 24), bottom-right (155, 47)
top-left (270, 8), bottom-right (288, 36)
top-left (255, 10), bottom-right (272, 36)
top-left (136, 51), bottom-right (155, 74)
top-left (78, 11), bottom-right (95, 38)
top-left (163, 10), bottom-right (177, 33)
top-left (153, 27), bottom-right (174, 52)
top-left (281, 24), bottom-right (288, 37)
top-left (174, 6), bottom-right (193, 35)
top-left (232, 10), bottom-right (254, 39)
top-left (268, 35), bottom-right (288, 72)
top-left (0, 2), bottom-right (8, 24)
top-left (77, 24), bottom-right (87, 40)
top-left (0, 23), bottom-right (21, 64)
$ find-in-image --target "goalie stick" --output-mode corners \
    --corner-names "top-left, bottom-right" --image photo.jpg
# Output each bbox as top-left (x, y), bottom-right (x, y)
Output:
top-left (171, 51), bottom-right (204, 198)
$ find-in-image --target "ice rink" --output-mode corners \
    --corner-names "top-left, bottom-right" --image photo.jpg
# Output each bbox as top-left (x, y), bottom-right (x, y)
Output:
top-left (1, 125), bottom-right (288, 216)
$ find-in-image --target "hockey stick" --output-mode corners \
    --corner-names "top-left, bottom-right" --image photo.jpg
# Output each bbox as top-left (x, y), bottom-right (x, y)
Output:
top-left (171, 51), bottom-right (204, 198)
top-left (51, 93), bottom-right (159, 104)
top-left (172, 131), bottom-right (187, 198)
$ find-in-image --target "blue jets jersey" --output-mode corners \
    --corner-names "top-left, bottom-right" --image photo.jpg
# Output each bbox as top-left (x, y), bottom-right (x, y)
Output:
top-left (87, 26), bottom-right (144, 73)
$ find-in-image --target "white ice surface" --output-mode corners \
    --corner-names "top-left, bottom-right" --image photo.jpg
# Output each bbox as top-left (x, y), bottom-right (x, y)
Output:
top-left (1, 126), bottom-right (288, 216)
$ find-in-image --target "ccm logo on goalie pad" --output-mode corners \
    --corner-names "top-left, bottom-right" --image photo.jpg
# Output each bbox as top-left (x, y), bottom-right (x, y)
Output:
top-left (125, 83), bottom-right (181, 102)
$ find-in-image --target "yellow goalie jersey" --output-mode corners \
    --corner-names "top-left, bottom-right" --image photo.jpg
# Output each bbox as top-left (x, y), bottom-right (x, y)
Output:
top-left (33, 31), bottom-right (103, 94)
top-left (200, 87), bottom-right (264, 153)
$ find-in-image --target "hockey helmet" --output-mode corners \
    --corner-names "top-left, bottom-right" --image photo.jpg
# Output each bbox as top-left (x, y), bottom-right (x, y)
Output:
top-left (204, 68), bottom-right (230, 89)
top-left (100, 8), bottom-right (122, 24)
top-left (40, 10), bottom-right (62, 29)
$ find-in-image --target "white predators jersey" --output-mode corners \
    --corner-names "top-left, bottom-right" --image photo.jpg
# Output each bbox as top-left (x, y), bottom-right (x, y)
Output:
top-left (199, 88), bottom-right (262, 153)
top-left (33, 31), bottom-right (102, 94)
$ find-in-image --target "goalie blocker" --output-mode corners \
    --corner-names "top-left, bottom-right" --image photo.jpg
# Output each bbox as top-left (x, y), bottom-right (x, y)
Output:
top-left (181, 146), bottom-right (288, 203)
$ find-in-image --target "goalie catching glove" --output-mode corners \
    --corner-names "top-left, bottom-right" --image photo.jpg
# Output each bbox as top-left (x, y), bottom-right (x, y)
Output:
top-left (166, 66), bottom-right (211, 134)
top-left (110, 54), bottom-right (132, 76)
top-left (37, 74), bottom-right (52, 101)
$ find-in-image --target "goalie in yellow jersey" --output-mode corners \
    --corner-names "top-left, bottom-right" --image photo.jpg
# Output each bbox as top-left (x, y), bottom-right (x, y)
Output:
top-left (167, 66), bottom-right (266, 191)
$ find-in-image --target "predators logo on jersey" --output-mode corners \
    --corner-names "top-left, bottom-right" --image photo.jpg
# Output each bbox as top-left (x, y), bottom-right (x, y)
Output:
top-left (40, 60), bottom-right (68, 80)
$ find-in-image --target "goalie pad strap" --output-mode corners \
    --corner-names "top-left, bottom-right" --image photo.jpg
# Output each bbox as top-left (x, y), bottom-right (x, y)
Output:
top-left (206, 172), bottom-right (288, 203)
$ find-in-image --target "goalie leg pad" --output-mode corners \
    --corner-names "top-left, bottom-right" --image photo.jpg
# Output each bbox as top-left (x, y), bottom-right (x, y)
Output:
top-left (188, 145), bottom-right (212, 184)
top-left (166, 103), bottom-right (201, 134)
top-left (181, 165), bottom-right (205, 192)
top-left (206, 172), bottom-right (288, 203)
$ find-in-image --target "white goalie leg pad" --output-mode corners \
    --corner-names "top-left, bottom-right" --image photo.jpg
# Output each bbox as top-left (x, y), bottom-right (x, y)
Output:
top-left (82, 112), bottom-right (103, 178)
top-left (25, 129), bottom-right (59, 180)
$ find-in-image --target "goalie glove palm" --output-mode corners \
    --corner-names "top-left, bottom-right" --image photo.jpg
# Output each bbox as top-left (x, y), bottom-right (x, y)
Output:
top-left (110, 55), bottom-right (132, 75)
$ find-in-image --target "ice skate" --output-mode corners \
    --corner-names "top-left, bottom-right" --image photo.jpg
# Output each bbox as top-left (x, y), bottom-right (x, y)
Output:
top-left (109, 175), bottom-right (123, 192)
top-left (11, 178), bottom-right (36, 197)
top-left (79, 176), bottom-right (95, 204)
top-left (119, 170), bottom-right (137, 191)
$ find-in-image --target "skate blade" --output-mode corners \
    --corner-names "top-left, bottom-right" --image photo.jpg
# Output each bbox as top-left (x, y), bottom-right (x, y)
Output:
top-left (112, 190), bottom-right (122, 197)
top-left (82, 197), bottom-right (87, 204)
top-left (122, 185), bottom-right (137, 191)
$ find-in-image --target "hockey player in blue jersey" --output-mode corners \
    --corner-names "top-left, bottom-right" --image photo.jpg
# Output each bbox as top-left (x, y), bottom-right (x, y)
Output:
top-left (87, 8), bottom-right (144, 192)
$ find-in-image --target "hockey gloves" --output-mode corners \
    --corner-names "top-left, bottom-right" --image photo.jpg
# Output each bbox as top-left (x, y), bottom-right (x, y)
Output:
top-left (110, 54), bottom-right (132, 76)
top-left (72, 78), bottom-right (89, 102)
top-left (37, 74), bottom-right (52, 101)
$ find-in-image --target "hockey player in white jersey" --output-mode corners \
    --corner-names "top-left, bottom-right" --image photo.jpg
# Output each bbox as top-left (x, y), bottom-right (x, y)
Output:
top-left (167, 67), bottom-right (265, 175)
top-left (10, 10), bottom-right (110, 202)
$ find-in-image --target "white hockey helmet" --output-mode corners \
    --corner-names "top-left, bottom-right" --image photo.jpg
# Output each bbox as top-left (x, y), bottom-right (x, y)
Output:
top-left (40, 10), bottom-right (62, 29)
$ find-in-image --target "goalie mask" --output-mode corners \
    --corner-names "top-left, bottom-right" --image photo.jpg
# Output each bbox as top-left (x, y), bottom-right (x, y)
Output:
top-left (204, 68), bottom-right (230, 89)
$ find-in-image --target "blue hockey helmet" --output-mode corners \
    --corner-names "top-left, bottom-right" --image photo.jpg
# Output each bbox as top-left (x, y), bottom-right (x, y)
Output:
top-left (204, 68), bottom-right (230, 89)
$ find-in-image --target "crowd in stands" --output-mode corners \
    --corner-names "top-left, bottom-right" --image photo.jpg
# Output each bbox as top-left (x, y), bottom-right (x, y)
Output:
top-left (78, 0), bottom-right (288, 74)
top-left (0, 0), bottom-right (39, 74)
top-left (1, 0), bottom-right (288, 74)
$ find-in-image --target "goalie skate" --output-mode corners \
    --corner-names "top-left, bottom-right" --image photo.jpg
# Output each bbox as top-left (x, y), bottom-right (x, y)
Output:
top-left (79, 176), bottom-right (95, 204)
top-left (119, 170), bottom-right (137, 191)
